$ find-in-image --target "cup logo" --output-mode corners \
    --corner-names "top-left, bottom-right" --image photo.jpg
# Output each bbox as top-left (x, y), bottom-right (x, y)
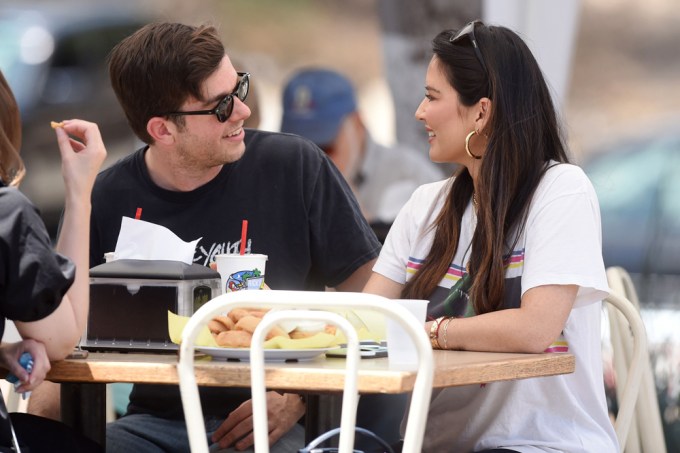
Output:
top-left (226, 268), bottom-right (264, 292)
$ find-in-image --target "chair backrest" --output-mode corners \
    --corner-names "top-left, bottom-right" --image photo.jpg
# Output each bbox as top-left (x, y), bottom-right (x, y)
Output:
top-left (606, 267), bottom-right (667, 453)
top-left (604, 290), bottom-right (646, 447)
top-left (607, 266), bottom-right (641, 309)
top-left (177, 290), bottom-right (434, 453)
top-left (250, 308), bottom-right (361, 453)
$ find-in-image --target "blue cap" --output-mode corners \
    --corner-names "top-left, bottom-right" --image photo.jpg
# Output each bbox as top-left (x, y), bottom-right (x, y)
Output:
top-left (281, 69), bottom-right (357, 146)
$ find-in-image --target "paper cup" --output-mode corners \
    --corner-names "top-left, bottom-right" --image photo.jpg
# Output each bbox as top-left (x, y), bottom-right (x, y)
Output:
top-left (215, 254), bottom-right (268, 294)
top-left (386, 299), bottom-right (429, 368)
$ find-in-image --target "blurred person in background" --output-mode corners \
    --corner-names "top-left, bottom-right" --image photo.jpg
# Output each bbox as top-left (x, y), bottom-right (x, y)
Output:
top-left (29, 22), bottom-right (381, 453)
top-left (281, 68), bottom-right (444, 242)
top-left (363, 21), bottom-right (618, 452)
top-left (1, 69), bottom-right (106, 452)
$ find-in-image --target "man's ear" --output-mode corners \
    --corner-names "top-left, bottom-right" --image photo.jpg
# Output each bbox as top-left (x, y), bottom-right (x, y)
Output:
top-left (147, 117), bottom-right (175, 145)
top-left (475, 97), bottom-right (492, 135)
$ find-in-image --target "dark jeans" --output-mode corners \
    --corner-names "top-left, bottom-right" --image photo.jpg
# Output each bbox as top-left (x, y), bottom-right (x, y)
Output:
top-left (355, 393), bottom-right (408, 451)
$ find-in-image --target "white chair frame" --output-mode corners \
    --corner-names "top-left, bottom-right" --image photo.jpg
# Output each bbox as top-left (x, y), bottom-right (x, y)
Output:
top-left (606, 266), bottom-right (666, 453)
top-left (178, 290), bottom-right (434, 453)
top-left (604, 289), bottom-right (649, 449)
top-left (250, 309), bottom-right (360, 453)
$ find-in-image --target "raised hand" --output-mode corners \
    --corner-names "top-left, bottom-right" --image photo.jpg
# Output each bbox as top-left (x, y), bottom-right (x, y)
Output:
top-left (53, 119), bottom-right (107, 204)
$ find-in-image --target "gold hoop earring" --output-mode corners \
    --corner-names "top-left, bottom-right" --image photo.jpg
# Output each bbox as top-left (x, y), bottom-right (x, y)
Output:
top-left (465, 130), bottom-right (482, 160)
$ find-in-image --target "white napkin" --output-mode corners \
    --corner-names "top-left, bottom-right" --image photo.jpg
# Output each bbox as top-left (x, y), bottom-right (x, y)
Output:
top-left (112, 217), bottom-right (201, 265)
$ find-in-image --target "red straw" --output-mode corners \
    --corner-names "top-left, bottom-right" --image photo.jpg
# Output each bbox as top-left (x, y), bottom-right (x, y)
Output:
top-left (135, 207), bottom-right (142, 220)
top-left (239, 220), bottom-right (248, 255)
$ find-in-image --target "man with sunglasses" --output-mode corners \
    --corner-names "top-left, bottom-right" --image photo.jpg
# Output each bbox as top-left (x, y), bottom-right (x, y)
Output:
top-left (30, 22), bottom-right (381, 453)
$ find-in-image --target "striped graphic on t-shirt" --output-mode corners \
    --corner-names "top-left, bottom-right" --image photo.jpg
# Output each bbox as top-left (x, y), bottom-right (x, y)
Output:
top-left (406, 249), bottom-right (526, 282)
top-left (406, 257), bottom-right (467, 287)
top-left (505, 249), bottom-right (524, 270)
top-left (544, 337), bottom-right (569, 353)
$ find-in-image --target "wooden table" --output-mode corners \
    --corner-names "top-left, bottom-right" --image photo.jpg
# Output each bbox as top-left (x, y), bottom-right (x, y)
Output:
top-left (47, 349), bottom-right (575, 445)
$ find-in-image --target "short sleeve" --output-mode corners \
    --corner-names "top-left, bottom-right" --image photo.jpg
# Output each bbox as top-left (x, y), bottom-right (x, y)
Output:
top-left (375, 180), bottom-right (449, 285)
top-left (521, 166), bottom-right (609, 307)
top-left (0, 188), bottom-right (75, 322)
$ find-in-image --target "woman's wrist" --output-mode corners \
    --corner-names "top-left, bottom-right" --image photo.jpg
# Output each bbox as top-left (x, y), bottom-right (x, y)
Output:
top-left (429, 317), bottom-right (446, 349)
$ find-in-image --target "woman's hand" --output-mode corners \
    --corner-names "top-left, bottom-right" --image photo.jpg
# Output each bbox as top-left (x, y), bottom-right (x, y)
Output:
top-left (53, 119), bottom-right (107, 205)
top-left (0, 339), bottom-right (50, 394)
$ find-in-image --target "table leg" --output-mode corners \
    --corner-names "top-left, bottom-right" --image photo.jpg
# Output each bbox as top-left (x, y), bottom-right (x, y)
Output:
top-left (60, 383), bottom-right (107, 446)
top-left (304, 393), bottom-right (343, 446)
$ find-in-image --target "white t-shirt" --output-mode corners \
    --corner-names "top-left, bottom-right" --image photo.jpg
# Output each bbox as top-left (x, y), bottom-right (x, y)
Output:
top-left (374, 163), bottom-right (619, 452)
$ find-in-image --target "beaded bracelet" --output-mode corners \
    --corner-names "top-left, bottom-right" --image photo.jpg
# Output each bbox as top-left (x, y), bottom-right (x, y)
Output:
top-left (441, 317), bottom-right (454, 350)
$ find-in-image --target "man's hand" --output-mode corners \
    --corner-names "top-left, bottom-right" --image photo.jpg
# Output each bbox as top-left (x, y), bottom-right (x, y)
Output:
top-left (210, 391), bottom-right (305, 451)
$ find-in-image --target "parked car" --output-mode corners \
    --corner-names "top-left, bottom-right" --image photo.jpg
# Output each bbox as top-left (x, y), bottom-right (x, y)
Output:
top-left (582, 130), bottom-right (680, 451)
top-left (0, 3), bottom-right (148, 238)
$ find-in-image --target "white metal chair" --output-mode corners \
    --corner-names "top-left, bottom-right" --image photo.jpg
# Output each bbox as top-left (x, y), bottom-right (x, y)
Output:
top-left (251, 308), bottom-right (361, 453)
top-left (606, 267), bottom-right (666, 453)
top-left (604, 289), bottom-right (646, 448)
top-left (178, 290), bottom-right (434, 453)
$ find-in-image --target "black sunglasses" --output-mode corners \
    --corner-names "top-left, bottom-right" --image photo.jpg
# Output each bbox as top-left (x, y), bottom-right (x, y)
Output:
top-left (449, 21), bottom-right (488, 75)
top-left (162, 72), bottom-right (250, 123)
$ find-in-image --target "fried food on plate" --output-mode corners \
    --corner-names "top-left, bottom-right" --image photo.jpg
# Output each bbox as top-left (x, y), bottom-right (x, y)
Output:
top-left (215, 330), bottom-right (252, 348)
top-left (208, 315), bottom-right (234, 333)
top-left (208, 307), bottom-right (335, 348)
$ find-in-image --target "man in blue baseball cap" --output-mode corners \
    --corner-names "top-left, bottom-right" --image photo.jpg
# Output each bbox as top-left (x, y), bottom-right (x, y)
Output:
top-left (281, 68), bottom-right (357, 148)
top-left (281, 68), bottom-right (443, 231)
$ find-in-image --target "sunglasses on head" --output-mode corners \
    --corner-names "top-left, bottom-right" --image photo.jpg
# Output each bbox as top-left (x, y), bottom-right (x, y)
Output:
top-left (162, 72), bottom-right (250, 123)
top-left (449, 21), bottom-right (488, 75)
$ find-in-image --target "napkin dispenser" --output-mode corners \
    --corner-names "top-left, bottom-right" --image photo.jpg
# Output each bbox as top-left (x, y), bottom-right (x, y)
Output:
top-left (81, 259), bottom-right (220, 352)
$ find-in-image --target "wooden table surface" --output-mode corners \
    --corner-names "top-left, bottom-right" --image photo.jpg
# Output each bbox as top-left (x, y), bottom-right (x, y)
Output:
top-left (47, 349), bottom-right (575, 392)
top-left (46, 349), bottom-right (574, 447)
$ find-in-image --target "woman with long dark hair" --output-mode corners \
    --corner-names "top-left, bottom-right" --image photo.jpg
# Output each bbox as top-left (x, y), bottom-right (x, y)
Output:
top-left (365, 21), bottom-right (618, 452)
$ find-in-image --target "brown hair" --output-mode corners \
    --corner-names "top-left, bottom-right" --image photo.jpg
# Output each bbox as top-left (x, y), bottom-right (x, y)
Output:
top-left (108, 22), bottom-right (225, 144)
top-left (402, 22), bottom-right (569, 315)
top-left (0, 70), bottom-right (25, 187)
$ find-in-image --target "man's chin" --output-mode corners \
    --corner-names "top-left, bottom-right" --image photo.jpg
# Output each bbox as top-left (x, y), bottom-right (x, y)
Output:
top-left (222, 143), bottom-right (246, 164)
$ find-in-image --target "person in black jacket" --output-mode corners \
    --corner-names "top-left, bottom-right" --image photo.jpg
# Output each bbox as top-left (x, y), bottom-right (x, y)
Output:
top-left (0, 70), bottom-right (106, 451)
